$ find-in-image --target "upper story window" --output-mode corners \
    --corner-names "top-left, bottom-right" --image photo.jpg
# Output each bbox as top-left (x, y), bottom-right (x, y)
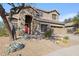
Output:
top-left (52, 14), bottom-right (57, 20)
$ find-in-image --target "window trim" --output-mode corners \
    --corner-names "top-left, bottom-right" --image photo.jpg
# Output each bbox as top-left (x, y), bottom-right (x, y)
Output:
top-left (52, 14), bottom-right (57, 20)
top-left (41, 24), bottom-right (48, 32)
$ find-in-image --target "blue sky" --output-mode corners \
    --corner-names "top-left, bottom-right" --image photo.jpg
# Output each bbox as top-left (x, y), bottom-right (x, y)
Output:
top-left (0, 3), bottom-right (79, 22)
top-left (35, 3), bottom-right (79, 21)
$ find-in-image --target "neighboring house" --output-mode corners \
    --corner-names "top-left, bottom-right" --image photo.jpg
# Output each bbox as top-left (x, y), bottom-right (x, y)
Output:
top-left (65, 22), bottom-right (74, 33)
top-left (6, 6), bottom-right (66, 38)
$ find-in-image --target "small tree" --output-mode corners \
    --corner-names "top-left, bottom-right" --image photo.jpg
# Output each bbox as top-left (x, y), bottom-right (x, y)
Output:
top-left (44, 29), bottom-right (53, 38)
top-left (0, 25), bottom-right (9, 37)
top-left (72, 13), bottom-right (79, 31)
top-left (0, 3), bottom-right (35, 41)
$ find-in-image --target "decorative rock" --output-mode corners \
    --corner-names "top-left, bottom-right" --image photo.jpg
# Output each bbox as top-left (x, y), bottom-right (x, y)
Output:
top-left (5, 42), bottom-right (25, 54)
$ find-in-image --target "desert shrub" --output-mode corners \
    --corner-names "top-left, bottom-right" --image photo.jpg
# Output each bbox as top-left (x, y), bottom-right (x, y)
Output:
top-left (63, 36), bottom-right (69, 43)
top-left (63, 36), bottom-right (69, 40)
top-left (0, 26), bottom-right (9, 37)
top-left (44, 29), bottom-right (53, 38)
top-left (55, 36), bottom-right (69, 45)
top-left (75, 28), bottom-right (79, 34)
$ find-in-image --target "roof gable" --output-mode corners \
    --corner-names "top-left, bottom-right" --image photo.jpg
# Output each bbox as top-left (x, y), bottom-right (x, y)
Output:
top-left (36, 9), bottom-right (60, 15)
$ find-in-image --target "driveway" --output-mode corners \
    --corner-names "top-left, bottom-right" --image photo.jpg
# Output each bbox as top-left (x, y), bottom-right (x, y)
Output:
top-left (47, 45), bottom-right (79, 56)
top-left (67, 34), bottom-right (79, 40)
top-left (47, 34), bottom-right (79, 56)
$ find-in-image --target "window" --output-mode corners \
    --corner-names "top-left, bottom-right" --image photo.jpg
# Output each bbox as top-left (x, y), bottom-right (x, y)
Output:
top-left (41, 24), bottom-right (47, 32)
top-left (52, 14), bottom-right (57, 20)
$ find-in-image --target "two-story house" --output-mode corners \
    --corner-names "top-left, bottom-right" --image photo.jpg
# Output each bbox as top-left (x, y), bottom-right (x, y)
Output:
top-left (6, 6), bottom-right (66, 38)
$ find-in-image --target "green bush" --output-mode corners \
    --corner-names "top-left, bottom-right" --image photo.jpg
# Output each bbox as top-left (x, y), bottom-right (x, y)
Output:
top-left (44, 29), bottom-right (53, 38)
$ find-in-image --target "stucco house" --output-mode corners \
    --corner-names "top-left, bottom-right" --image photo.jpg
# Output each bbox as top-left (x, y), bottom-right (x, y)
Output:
top-left (6, 6), bottom-right (66, 38)
top-left (65, 21), bottom-right (79, 33)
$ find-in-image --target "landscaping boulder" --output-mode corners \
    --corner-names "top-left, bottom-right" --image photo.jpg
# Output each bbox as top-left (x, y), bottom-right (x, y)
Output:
top-left (5, 42), bottom-right (25, 54)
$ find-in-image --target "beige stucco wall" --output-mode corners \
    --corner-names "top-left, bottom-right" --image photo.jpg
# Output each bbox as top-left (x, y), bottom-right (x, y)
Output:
top-left (52, 27), bottom-right (67, 35)
top-left (40, 11), bottom-right (59, 22)
top-left (12, 8), bottom-right (59, 24)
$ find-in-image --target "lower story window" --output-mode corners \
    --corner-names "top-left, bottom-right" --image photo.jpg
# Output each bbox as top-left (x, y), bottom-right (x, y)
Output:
top-left (41, 24), bottom-right (47, 32)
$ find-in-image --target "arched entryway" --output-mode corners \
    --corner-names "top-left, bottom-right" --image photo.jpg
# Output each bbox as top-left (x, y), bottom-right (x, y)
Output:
top-left (25, 15), bottom-right (32, 34)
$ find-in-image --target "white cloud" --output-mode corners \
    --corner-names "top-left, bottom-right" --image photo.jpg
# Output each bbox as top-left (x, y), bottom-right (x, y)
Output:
top-left (59, 13), bottom-right (77, 22)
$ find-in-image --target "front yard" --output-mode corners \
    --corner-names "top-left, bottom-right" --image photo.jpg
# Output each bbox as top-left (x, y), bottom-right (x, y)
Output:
top-left (0, 34), bottom-right (79, 56)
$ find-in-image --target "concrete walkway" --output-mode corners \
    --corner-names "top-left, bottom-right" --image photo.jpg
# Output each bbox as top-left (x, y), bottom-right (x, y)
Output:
top-left (48, 45), bottom-right (79, 56)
